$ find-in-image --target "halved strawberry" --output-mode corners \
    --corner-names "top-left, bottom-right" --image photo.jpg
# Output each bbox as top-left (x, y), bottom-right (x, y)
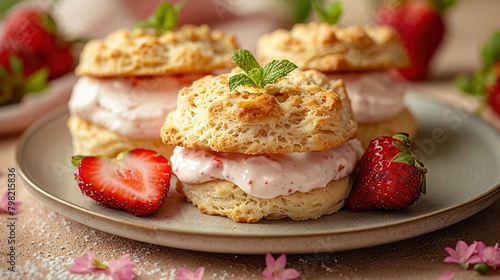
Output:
top-left (73, 149), bottom-right (172, 216)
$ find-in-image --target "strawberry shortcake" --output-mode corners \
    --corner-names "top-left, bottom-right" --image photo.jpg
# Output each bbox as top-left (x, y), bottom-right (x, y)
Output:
top-left (68, 18), bottom-right (238, 157)
top-left (161, 53), bottom-right (364, 223)
top-left (256, 22), bottom-right (415, 148)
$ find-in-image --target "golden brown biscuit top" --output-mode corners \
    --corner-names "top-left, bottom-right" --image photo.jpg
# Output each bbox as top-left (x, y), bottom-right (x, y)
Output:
top-left (76, 25), bottom-right (239, 77)
top-left (161, 68), bottom-right (357, 154)
top-left (256, 22), bottom-right (409, 72)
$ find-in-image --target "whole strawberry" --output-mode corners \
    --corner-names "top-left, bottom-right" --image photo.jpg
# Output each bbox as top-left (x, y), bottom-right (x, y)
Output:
top-left (375, 0), bottom-right (454, 81)
top-left (346, 132), bottom-right (427, 211)
top-left (2, 7), bottom-right (59, 54)
top-left (73, 149), bottom-right (172, 216)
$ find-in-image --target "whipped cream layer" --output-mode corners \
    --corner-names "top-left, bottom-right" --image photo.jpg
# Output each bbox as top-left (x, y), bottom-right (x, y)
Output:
top-left (171, 139), bottom-right (364, 199)
top-left (327, 71), bottom-right (406, 124)
top-left (68, 74), bottom-right (204, 139)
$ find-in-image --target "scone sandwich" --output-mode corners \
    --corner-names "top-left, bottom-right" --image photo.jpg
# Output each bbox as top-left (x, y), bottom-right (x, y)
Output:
top-left (256, 15), bottom-right (416, 148)
top-left (67, 3), bottom-right (239, 157)
top-left (161, 49), bottom-right (364, 223)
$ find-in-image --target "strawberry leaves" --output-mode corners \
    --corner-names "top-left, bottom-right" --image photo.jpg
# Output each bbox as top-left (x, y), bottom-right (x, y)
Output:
top-left (455, 30), bottom-right (500, 114)
top-left (391, 133), bottom-right (427, 194)
top-left (0, 56), bottom-right (49, 106)
top-left (229, 49), bottom-right (297, 91)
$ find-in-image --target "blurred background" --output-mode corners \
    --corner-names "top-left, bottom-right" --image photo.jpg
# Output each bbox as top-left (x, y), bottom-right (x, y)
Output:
top-left (0, 0), bottom-right (499, 133)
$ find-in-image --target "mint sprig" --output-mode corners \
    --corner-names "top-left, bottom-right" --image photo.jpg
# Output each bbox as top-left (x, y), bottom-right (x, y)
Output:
top-left (311, 0), bottom-right (343, 25)
top-left (133, 1), bottom-right (184, 33)
top-left (229, 49), bottom-right (297, 92)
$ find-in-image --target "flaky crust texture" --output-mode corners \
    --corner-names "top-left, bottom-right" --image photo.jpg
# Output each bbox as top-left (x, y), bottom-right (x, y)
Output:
top-left (76, 25), bottom-right (239, 77)
top-left (161, 69), bottom-right (357, 154)
top-left (257, 22), bottom-right (409, 72)
top-left (67, 116), bottom-right (174, 158)
top-left (176, 176), bottom-right (352, 223)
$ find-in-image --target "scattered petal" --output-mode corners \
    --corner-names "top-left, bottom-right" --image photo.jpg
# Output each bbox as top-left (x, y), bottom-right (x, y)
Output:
top-left (443, 240), bottom-right (477, 269)
top-left (109, 253), bottom-right (136, 280)
top-left (436, 270), bottom-right (456, 280)
top-left (476, 244), bottom-right (500, 269)
top-left (262, 253), bottom-right (300, 280)
top-left (175, 267), bottom-right (205, 280)
top-left (69, 251), bottom-right (108, 274)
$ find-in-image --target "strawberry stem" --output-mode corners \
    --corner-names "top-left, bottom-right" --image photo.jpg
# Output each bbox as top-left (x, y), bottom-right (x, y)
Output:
top-left (392, 132), bottom-right (411, 146)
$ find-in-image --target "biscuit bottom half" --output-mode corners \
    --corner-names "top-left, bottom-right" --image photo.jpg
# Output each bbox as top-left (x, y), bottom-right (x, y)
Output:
top-left (357, 108), bottom-right (417, 149)
top-left (67, 115), bottom-right (174, 158)
top-left (175, 176), bottom-right (352, 223)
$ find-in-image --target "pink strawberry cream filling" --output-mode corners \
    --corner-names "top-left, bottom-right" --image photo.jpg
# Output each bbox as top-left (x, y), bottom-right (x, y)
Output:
top-left (326, 71), bottom-right (406, 124)
top-left (68, 74), bottom-right (205, 139)
top-left (170, 139), bottom-right (364, 199)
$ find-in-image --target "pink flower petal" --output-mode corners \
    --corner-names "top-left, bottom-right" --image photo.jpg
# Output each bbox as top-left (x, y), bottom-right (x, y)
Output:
top-left (175, 267), bottom-right (205, 280)
top-left (193, 267), bottom-right (205, 280)
top-left (274, 254), bottom-right (287, 272)
top-left (262, 253), bottom-right (300, 280)
top-left (69, 251), bottom-right (104, 274)
top-left (109, 253), bottom-right (136, 280)
top-left (277, 268), bottom-right (301, 279)
top-left (436, 270), bottom-right (456, 280)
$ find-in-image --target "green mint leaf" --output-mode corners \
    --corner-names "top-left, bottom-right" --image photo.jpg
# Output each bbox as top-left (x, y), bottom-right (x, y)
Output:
top-left (229, 49), bottom-right (297, 91)
top-left (263, 59), bottom-right (298, 85)
top-left (133, 1), bottom-right (183, 32)
top-left (23, 68), bottom-right (49, 94)
top-left (311, 0), bottom-right (343, 24)
top-left (229, 73), bottom-right (256, 92)
top-left (231, 49), bottom-right (261, 74)
top-left (154, 1), bottom-right (178, 31)
top-left (248, 68), bottom-right (264, 87)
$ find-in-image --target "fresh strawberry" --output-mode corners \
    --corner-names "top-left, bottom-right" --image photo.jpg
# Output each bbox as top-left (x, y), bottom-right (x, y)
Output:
top-left (2, 7), bottom-right (59, 53)
top-left (346, 132), bottom-right (427, 211)
top-left (0, 5), bottom-right (77, 106)
top-left (456, 31), bottom-right (500, 115)
top-left (375, 0), bottom-right (452, 81)
top-left (73, 149), bottom-right (172, 216)
top-left (487, 80), bottom-right (500, 115)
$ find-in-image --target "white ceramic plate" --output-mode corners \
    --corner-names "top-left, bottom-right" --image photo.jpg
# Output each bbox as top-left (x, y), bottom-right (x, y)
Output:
top-left (0, 73), bottom-right (77, 135)
top-left (16, 93), bottom-right (500, 254)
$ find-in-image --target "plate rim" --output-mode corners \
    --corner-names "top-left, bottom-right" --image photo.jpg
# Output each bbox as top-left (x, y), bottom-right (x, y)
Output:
top-left (15, 93), bottom-right (500, 253)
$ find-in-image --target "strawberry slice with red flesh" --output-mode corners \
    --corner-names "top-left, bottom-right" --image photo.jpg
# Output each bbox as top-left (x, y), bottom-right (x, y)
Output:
top-left (73, 149), bottom-right (172, 216)
top-left (346, 132), bottom-right (427, 211)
